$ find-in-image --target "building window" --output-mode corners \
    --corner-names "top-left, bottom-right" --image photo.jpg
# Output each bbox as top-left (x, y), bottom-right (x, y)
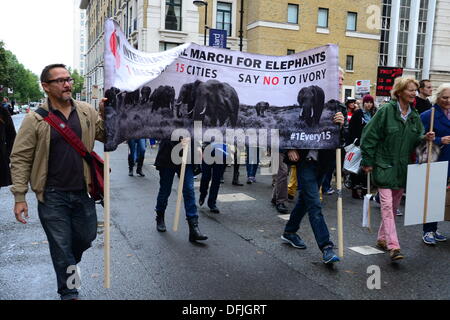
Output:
top-left (346, 12), bottom-right (357, 31)
top-left (346, 55), bottom-right (354, 71)
top-left (165, 0), bottom-right (182, 31)
top-left (287, 49), bottom-right (296, 55)
top-left (217, 2), bottom-right (232, 36)
top-left (345, 88), bottom-right (353, 99)
top-left (379, 0), bottom-right (392, 66)
top-left (415, 0), bottom-right (429, 70)
top-left (318, 8), bottom-right (329, 28)
top-left (159, 42), bottom-right (180, 51)
top-left (287, 4), bottom-right (299, 24)
top-left (397, 0), bottom-right (410, 68)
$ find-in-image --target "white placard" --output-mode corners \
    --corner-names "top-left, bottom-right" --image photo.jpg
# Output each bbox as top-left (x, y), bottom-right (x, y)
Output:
top-left (404, 161), bottom-right (448, 226)
top-left (349, 246), bottom-right (384, 255)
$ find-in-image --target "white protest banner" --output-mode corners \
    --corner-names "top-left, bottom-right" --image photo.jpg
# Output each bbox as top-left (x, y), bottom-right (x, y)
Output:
top-left (103, 19), bottom-right (340, 152)
top-left (404, 161), bottom-right (448, 226)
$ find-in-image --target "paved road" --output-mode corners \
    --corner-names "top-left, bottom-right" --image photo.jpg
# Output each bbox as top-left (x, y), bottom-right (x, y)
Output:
top-left (1, 113), bottom-right (449, 300)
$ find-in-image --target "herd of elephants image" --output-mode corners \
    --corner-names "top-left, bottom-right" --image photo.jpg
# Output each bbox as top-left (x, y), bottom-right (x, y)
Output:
top-left (103, 79), bottom-right (341, 151)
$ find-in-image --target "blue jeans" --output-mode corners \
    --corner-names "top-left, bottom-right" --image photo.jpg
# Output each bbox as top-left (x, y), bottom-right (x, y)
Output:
top-left (128, 139), bottom-right (146, 162)
top-left (37, 188), bottom-right (97, 300)
top-left (284, 160), bottom-right (333, 251)
top-left (200, 162), bottom-right (226, 208)
top-left (155, 165), bottom-right (198, 219)
top-left (321, 164), bottom-right (334, 191)
top-left (246, 146), bottom-right (259, 178)
top-left (423, 222), bottom-right (438, 234)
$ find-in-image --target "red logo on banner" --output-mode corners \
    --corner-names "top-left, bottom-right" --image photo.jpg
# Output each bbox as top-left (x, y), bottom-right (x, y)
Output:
top-left (110, 29), bottom-right (121, 69)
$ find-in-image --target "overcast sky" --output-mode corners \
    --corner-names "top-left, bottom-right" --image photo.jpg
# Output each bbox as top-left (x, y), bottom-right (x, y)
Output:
top-left (0, 0), bottom-right (76, 77)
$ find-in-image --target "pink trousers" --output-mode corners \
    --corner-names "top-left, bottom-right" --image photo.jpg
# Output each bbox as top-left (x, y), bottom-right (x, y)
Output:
top-left (377, 188), bottom-right (404, 250)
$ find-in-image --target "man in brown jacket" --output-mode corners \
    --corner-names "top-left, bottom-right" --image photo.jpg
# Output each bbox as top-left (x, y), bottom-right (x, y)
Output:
top-left (10, 64), bottom-right (105, 300)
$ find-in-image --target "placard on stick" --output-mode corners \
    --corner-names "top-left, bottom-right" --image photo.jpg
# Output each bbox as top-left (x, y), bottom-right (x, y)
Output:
top-left (404, 161), bottom-right (448, 226)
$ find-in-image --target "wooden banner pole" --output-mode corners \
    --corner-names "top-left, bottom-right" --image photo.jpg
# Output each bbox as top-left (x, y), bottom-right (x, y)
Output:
top-left (173, 138), bottom-right (189, 232)
top-left (104, 152), bottom-right (111, 288)
top-left (336, 148), bottom-right (344, 258)
top-left (423, 107), bottom-right (435, 224)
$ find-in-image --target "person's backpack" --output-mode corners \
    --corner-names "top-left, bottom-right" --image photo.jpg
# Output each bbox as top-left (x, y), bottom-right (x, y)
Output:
top-left (36, 108), bottom-right (105, 205)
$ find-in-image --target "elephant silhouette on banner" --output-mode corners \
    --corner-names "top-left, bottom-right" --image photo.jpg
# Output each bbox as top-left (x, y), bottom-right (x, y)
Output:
top-left (175, 80), bottom-right (201, 118)
top-left (255, 101), bottom-right (269, 117)
top-left (150, 85), bottom-right (176, 114)
top-left (190, 80), bottom-right (240, 127)
top-left (297, 85), bottom-right (325, 127)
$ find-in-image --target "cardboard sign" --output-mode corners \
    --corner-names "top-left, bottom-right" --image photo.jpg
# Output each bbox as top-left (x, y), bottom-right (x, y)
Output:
top-left (445, 188), bottom-right (450, 221)
top-left (404, 161), bottom-right (448, 226)
top-left (376, 67), bottom-right (403, 97)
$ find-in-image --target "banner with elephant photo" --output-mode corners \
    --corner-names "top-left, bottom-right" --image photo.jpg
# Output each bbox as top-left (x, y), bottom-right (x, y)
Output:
top-left (104, 19), bottom-right (341, 152)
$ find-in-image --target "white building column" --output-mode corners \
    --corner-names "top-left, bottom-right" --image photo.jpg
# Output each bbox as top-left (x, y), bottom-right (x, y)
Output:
top-left (388, 0), bottom-right (400, 67)
top-left (422, 0), bottom-right (437, 79)
top-left (406, 0), bottom-right (420, 69)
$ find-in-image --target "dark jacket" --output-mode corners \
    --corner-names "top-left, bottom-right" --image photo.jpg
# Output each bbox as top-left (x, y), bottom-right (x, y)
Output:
top-left (414, 96), bottom-right (432, 114)
top-left (154, 139), bottom-right (200, 170)
top-left (347, 108), bottom-right (376, 146)
top-left (361, 99), bottom-right (424, 189)
top-left (421, 105), bottom-right (450, 178)
top-left (0, 107), bottom-right (16, 186)
top-left (284, 101), bottom-right (348, 173)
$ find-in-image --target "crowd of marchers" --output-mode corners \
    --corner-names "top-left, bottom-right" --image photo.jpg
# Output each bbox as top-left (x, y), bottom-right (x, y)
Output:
top-left (1, 63), bottom-right (449, 300)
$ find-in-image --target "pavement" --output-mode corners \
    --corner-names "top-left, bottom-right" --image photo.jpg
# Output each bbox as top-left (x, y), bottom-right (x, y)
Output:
top-left (1, 113), bottom-right (449, 300)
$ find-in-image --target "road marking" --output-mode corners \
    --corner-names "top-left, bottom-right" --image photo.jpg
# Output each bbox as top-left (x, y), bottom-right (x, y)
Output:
top-left (277, 214), bottom-right (290, 221)
top-left (217, 193), bottom-right (256, 202)
top-left (349, 246), bottom-right (384, 255)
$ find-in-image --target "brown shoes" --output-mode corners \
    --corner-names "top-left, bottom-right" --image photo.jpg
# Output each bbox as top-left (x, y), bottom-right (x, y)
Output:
top-left (376, 240), bottom-right (388, 251)
top-left (389, 249), bottom-right (404, 261)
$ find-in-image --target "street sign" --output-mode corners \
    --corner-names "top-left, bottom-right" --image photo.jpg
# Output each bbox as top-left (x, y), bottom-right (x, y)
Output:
top-left (355, 80), bottom-right (370, 98)
top-left (209, 29), bottom-right (227, 48)
top-left (376, 66), bottom-right (403, 96)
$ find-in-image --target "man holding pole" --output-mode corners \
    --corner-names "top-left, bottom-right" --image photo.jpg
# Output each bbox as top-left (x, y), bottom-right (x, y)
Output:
top-left (10, 64), bottom-right (105, 300)
top-left (281, 111), bottom-right (345, 264)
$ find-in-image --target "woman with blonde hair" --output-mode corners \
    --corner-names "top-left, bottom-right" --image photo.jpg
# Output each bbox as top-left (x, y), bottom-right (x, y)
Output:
top-left (419, 83), bottom-right (450, 245)
top-left (360, 77), bottom-right (435, 261)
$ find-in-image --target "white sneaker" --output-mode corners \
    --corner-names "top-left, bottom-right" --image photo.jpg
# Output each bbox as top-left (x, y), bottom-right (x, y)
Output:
top-left (395, 209), bottom-right (403, 216)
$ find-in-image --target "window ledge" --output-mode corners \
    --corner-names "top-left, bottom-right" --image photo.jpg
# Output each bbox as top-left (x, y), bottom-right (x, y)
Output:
top-left (159, 29), bottom-right (189, 37)
top-left (316, 27), bottom-right (330, 34)
top-left (345, 31), bottom-right (380, 40)
top-left (345, 70), bottom-right (354, 73)
top-left (247, 20), bottom-right (300, 31)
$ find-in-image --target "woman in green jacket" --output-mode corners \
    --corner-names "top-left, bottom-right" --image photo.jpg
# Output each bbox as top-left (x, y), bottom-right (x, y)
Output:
top-left (361, 77), bottom-right (435, 261)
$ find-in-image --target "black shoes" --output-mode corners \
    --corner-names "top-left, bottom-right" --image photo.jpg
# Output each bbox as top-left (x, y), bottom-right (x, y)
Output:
top-left (136, 156), bottom-right (145, 177)
top-left (275, 203), bottom-right (289, 214)
top-left (187, 217), bottom-right (208, 242)
top-left (155, 211), bottom-right (166, 232)
top-left (209, 206), bottom-right (220, 214)
top-left (232, 181), bottom-right (243, 186)
top-left (128, 167), bottom-right (133, 176)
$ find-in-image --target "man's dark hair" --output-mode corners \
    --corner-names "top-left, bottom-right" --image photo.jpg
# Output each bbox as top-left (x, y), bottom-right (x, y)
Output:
top-left (40, 64), bottom-right (67, 83)
top-left (419, 79), bottom-right (431, 89)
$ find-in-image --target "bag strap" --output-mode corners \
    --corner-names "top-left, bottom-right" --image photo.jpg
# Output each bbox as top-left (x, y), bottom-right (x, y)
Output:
top-left (36, 107), bottom-right (91, 162)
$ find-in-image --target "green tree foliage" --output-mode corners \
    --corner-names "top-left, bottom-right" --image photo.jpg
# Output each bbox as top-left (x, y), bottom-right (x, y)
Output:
top-left (0, 41), bottom-right (44, 103)
top-left (70, 68), bottom-right (84, 98)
